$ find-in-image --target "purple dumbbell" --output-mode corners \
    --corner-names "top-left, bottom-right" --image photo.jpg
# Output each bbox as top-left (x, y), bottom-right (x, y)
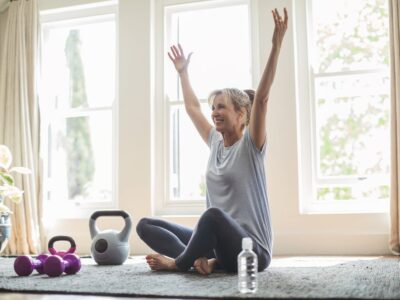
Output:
top-left (43, 253), bottom-right (81, 277)
top-left (14, 254), bottom-right (50, 276)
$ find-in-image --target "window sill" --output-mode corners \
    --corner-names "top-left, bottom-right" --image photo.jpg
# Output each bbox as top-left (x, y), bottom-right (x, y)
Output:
top-left (300, 200), bottom-right (390, 215)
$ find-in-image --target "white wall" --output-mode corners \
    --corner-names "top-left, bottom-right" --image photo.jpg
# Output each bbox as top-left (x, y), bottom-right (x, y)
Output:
top-left (39, 0), bottom-right (391, 256)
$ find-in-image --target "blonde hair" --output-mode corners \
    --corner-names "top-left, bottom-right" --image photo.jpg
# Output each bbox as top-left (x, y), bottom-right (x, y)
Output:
top-left (208, 88), bottom-right (255, 128)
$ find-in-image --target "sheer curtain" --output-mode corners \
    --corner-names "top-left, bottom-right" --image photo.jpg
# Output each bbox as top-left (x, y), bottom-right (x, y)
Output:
top-left (389, 0), bottom-right (400, 255)
top-left (0, 0), bottom-right (44, 254)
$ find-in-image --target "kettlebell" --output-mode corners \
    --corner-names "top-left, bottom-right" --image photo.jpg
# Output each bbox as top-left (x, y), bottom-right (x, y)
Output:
top-left (89, 210), bottom-right (132, 265)
top-left (48, 235), bottom-right (77, 257)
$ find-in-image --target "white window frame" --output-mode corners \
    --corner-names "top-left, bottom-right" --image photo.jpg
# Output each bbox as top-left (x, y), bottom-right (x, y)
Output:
top-left (39, 1), bottom-right (119, 219)
top-left (153, 0), bottom-right (259, 215)
top-left (294, 0), bottom-right (390, 214)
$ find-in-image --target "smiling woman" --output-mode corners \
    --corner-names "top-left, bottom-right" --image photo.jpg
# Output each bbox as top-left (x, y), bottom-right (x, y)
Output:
top-left (137, 5), bottom-right (288, 275)
top-left (208, 89), bottom-right (254, 135)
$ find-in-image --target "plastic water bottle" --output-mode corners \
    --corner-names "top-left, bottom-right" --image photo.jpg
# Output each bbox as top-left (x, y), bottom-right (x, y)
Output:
top-left (238, 237), bottom-right (258, 293)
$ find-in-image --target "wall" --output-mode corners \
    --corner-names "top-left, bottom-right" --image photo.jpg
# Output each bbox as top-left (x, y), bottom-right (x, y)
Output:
top-left (38, 0), bottom-right (391, 256)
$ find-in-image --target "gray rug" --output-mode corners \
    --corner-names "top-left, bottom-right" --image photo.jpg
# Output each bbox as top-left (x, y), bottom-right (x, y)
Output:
top-left (0, 256), bottom-right (400, 299)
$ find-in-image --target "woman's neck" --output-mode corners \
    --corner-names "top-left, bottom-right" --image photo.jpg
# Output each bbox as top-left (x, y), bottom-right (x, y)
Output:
top-left (222, 130), bottom-right (243, 147)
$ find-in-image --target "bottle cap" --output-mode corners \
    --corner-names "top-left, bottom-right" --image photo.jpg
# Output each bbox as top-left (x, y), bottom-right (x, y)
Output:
top-left (242, 237), bottom-right (253, 250)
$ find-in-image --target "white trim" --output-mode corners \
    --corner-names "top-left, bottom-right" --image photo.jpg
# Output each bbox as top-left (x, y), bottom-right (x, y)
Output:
top-left (153, 0), bottom-right (166, 216)
top-left (41, 14), bottom-right (115, 30)
top-left (168, 99), bottom-right (208, 105)
top-left (307, 0), bottom-right (319, 207)
top-left (315, 174), bottom-right (389, 186)
top-left (163, 0), bottom-right (249, 11)
top-left (302, 200), bottom-right (389, 215)
top-left (46, 106), bottom-right (113, 118)
top-left (40, 0), bottom-right (117, 19)
top-left (294, 0), bottom-right (314, 214)
top-left (249, 0), bottom-right (259, 88)
top-left (313, 69), bottom-right (389, 78)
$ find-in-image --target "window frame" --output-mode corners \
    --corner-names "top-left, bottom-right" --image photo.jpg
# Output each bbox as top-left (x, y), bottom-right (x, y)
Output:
top-left (153, 0), bottom-right (259, 215)
top-left (294, 0), bottom-right (390, 214)
top-left (39, 1), bottom-right (119, 219)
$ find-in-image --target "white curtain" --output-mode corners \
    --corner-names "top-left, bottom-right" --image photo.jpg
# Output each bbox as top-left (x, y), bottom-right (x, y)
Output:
top-left (0, 0), bottom-right (44, 255)
top-left (389, 0), bottom-right (400, 255)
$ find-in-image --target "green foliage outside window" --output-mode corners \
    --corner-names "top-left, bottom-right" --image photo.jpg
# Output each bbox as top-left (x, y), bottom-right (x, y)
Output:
top-left (64, 30), bottom-right (95, 200)
top-left (314, 0), bottom-right (390, 201)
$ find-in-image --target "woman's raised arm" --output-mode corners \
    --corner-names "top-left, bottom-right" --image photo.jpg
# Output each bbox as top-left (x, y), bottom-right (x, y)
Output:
top-left (168, 44), bottom-right (212, 144)
top-left (249, 8), bottom-right (288, 150)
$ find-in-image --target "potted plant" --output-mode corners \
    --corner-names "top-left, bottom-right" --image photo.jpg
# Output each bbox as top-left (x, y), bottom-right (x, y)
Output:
top-left (0, 145), bottom-right (31, 254)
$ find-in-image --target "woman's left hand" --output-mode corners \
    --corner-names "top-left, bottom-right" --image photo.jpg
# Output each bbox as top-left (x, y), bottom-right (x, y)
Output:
top-left (271, 8), bottom-right (288, 48)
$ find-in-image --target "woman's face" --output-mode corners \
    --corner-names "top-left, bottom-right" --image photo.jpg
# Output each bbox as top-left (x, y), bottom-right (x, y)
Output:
top-left (211, 94), bottom-right (244, 133)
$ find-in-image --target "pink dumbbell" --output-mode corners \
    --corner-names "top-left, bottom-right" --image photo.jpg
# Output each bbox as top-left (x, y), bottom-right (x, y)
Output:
top-left (14, 254), bottom-right (50, 276)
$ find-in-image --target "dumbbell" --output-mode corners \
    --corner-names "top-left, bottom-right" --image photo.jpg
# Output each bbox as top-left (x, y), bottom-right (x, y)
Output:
top-left (14, 254), bottom-right (49, 276)
top-left (44, 253), bottom-right (81, 277)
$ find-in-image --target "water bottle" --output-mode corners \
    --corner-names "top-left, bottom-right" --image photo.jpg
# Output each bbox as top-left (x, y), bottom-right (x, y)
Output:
top-left (237, 237), bottom-right (258, 293)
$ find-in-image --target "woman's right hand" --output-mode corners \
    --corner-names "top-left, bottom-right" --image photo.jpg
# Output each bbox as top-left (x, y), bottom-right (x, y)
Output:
top-left (168, 44), bottom-right (193, 74)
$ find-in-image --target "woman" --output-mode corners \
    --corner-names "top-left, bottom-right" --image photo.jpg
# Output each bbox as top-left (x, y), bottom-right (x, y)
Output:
top-left (136, 8), bottom-right (288, 275)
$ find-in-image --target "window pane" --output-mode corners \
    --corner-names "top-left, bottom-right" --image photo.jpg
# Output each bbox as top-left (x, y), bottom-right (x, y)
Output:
top-left (315, 73), bottom-right (390, 178)
top-left (164, 3), bottom-right (252, 205)
top-left (316, 184), bottom-right (389, 201)
top-left (169, 104), bottom-right (212, 200)
top-left (167, 5), bottom-right (251, 100)
top-left (42, 19), bottom-right (115, 109)
top-left (48, 112), bottom-right (112, 202)
top-left (311, 0), bottom-right (389, 73)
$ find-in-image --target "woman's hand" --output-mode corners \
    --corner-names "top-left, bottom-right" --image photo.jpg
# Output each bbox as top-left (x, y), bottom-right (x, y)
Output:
top-left (168, 44), bottom-right (193, 74)
top-left (271, 8), bottom-right (288, 48)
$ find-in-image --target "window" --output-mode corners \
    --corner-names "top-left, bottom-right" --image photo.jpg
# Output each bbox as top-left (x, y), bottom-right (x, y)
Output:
top-left (40, 3), bottom-right (118, 218)
top-left (154, 0), bottom-right (253, 215)
top-left (295, 0), bottom-right (390, 213)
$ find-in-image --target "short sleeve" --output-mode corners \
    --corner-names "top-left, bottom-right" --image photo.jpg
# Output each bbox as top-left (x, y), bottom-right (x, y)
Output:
top-left (243, 129), bottom-right (267, 157)
top-left (207, 127), bottom-right (223, 148)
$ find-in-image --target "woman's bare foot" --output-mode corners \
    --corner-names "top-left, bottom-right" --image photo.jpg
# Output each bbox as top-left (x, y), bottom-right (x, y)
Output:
top-left (193, 257), bottom-right (217, 275)
top-left (145, 254), bottom-right (178, 271)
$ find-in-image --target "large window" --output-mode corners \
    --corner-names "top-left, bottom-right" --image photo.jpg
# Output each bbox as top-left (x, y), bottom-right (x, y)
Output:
top-left (296, 0), bottom-right (390, 213)
top-left (154, 0), bottom-right (253, 214)
top-left (40, 3), bottom-right (117, 217)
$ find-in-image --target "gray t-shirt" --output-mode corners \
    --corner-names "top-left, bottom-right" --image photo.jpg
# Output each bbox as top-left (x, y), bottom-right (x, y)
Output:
top-left (206, 127), bottom-right (272, 256)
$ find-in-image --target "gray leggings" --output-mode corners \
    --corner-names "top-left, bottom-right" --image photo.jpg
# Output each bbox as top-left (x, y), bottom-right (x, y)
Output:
top-left (136, 207), bottom-right (270, 272)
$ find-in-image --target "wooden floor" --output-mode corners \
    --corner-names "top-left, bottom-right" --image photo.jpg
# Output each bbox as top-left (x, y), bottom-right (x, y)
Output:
top-left (0, 294), bottom-right (195, 300)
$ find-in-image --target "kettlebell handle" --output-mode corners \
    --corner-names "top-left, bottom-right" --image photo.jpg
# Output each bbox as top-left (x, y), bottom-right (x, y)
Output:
top-left (90, 210), bottom-right (130, 220)
top-left (89, 210), bottom-right (132, 242)
top-left (48, 235), bottom-right (76, 257)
